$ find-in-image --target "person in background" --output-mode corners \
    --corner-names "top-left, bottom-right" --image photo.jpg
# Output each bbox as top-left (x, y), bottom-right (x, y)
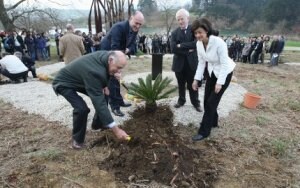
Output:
top-left (0, 52), bottom-right (28, 83)
top-left (52, 51), bottom-right (130, 149)
top-left (100, 11), bottom-right (145, 117)
top-left (14, 51), bottom-right (37, 78)
top-left (170, 8), bottom-right (201, 112)
top-left (59, 24), bottom-right (85, 64)
top-left (54, 29), bottom-right (62, 60)
top-left (191, 18), bottom-right (236, 141)
top-left (24, 31), bottom-right (36, 61)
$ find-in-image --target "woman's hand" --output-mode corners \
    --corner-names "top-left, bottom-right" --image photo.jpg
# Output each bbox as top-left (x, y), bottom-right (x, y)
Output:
top-left (215, 84), bottom-right (222, 94)
top-left (192, 80), bottom-right (199, 91)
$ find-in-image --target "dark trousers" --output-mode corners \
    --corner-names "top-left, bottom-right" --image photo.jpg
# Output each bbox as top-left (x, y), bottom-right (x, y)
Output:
top-left (175, 61), bottom-right (200, 108)
top-left (56, 87), bottom-right (103, 144)
top-left (1, 69), bottom-right (28, 82)
top-left (108, 77), bottom-right (124, 110)
top-left (26, 65), bottom-right (37, 78)
top-left (198, 71), bottom-right (233, 137)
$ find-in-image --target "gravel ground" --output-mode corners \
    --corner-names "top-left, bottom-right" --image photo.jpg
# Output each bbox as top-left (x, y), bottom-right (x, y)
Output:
top-left (0, 62), bottom-right (247, 129)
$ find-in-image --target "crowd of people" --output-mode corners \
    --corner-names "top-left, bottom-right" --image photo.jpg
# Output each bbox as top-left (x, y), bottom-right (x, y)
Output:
top-left (223, 34), bottom-right (285, 66)
top-left (0, 8), bottom-right (288, 148)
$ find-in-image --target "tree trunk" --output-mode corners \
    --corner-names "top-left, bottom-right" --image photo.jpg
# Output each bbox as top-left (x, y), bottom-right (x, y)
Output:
top-left (0, 0), bottom-right (15, 31)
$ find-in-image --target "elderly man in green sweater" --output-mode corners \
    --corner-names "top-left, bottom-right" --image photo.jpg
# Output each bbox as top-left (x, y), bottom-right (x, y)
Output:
top-left (53, 50), bottom-right (129, 149)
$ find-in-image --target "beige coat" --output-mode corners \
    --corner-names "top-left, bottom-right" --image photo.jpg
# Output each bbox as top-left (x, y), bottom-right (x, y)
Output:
top-left (59, 32), bottom-right (85, 64)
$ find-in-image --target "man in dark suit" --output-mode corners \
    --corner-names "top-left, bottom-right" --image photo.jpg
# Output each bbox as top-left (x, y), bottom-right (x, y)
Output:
top-left (171, 8), bottom-right (201, 112)
top-left (101, 11), bottom-right (145, 117)
top-left (52, 51), bottom-right (130, 149)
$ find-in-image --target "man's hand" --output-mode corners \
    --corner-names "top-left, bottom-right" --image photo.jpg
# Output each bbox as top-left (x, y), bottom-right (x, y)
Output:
top-left (114, 73), bottom-right (121, 80)
top-left (215, 84), bottom-right (222, 94)
top-left (111, 126), bottom-right (129, 140)
top-left (103, 87), bottom-right (109, 95)
top-left (192, 80), bottom-right (199, 91)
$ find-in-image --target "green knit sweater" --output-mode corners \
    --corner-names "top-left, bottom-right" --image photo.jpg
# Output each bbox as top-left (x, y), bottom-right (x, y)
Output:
top-left (52, 51), bottom-right (113, 125)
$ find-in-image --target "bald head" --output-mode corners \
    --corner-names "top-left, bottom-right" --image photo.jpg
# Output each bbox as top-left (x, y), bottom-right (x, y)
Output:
top-left (129, 11), bottom-right (145, 32)
top-left (66, 24), bottom-right (74, 32)
top-left (108, 51), bottom-right (127, 76)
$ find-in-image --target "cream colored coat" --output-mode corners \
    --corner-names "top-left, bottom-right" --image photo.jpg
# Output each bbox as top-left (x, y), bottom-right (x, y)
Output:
top-left (194, 35), bottom-right (236, 85)
top-left (59, 32), bottom-right (85, 64)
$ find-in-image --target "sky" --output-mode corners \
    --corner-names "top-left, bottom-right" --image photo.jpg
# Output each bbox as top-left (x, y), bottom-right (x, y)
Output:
top-left (7, 0), bottom-right (191, 10)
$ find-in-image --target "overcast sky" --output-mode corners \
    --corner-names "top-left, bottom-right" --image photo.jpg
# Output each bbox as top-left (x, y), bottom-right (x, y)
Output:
top-left (7, 0), bottom-right (191, 10)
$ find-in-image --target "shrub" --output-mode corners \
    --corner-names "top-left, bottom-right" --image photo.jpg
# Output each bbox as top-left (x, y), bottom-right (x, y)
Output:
top-left (128, 74), bottom-right (176, 112)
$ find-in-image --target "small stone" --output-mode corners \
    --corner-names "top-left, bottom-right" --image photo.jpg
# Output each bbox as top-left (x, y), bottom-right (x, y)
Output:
top-left (128, 175), bottom-right (136, 182)
top-left (181, 180), bottom-right (191, 187)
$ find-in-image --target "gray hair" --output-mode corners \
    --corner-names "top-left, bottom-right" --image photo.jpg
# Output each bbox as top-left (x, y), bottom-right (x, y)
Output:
top-left (14, 51), bottom-right (22, 59)
top-left (176, 8), bottom-right (189, 19)
top-left (66, 24), bottom-right (74, 31)
top-left (108, 51), bottom-right (120, 64)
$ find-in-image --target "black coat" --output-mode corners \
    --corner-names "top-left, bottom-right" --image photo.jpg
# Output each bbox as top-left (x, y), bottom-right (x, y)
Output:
top-left (170, 25), bottom-right (198, 72)
top-left (100, 20), bottom-right (137, 55)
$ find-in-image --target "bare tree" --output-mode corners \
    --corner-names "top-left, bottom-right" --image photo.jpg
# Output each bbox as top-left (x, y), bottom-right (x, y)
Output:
top-left (89, 0), bottom-right (133, 33)
top-left (0, 0), bottom-right (26, 31)
top-left (0, 0), bottom-right (68, 31)
top-left (156, 0), bottom-right (176, 37)
top-left (12, 7), bottom-right (66, 32)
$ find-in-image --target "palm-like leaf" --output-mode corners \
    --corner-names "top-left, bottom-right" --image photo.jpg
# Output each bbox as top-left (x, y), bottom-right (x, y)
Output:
top-left (127, 73), bottom-right (176, 111)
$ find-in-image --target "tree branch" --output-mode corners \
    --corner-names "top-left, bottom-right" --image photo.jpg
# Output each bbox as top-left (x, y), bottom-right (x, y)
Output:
top-left (5, 0), bottom-right (26, 11)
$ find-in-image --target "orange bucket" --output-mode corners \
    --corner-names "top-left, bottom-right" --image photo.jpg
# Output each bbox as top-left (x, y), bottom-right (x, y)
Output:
top-left (243, 92), bottom-right (262, 109)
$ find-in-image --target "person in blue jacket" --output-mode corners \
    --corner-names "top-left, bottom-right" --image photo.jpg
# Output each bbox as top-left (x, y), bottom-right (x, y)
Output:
top-left (100, 11), bottom-right (145, 117)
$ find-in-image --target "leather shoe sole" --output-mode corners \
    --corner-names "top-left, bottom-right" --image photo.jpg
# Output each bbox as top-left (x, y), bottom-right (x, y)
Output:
top-left (192, 134), bottom-right (206, 141)
top-left (120, 103), bottom-right (132, 107)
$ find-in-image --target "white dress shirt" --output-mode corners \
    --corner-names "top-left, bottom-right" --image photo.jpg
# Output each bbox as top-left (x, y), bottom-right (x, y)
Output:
top-left (194, 35), bottom-right (236, 85)
top-left (0, 55), bottom-right (28, 74)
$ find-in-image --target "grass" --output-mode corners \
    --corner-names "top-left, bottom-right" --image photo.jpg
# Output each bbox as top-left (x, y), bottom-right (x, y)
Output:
top-left (29, 148), bottom-right (64, 161)
top-left (255, 115), bottom-right (270, 127)
top-left (285, 40), bottom-right (300, 47)
top-left (270, 138), bottom-right (289, 157)
top-left (287, 100), bottom-right (300, 111)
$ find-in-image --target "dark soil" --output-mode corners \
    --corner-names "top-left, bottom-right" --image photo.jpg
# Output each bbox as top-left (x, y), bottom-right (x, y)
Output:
top-left (93, 105), bottom-right (220, 187)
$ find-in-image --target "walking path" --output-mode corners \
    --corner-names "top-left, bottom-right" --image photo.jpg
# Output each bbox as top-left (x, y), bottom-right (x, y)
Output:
top-left (0, 63), bottom-right (247, 128)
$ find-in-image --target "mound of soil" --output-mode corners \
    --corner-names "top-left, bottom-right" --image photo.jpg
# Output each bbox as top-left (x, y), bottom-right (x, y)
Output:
top-left (93, 105), bottom-right (220, 187)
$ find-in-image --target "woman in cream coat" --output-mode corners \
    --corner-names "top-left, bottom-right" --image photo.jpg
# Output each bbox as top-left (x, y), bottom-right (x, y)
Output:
top-left (191, 18), bottom-right (236, 141)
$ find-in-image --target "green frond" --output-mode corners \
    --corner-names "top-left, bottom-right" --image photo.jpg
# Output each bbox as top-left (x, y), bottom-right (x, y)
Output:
top-left (125, 74), bottom-right (176, 111)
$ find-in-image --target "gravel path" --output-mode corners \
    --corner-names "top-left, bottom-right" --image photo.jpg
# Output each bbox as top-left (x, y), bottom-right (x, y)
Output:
top-left (0, 63), bottom-right (247, 129)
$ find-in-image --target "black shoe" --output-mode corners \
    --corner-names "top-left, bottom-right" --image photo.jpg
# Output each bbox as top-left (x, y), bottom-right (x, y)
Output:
top-left (192, 134), bottom-right (206, 141)
top-left (112, 109), bottom-right (125, 117)
top-left (174, 103), bottom-right (183, 108)
top-left (194, 106), bottom-right (202, 112)
top-left (120, 102), bottom-right (132, 107)
top-left (91, 125), bottom-right (109, 132)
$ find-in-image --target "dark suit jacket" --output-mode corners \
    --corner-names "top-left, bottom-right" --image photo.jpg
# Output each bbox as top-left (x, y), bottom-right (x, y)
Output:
top-left (170, 25), bottom-right (198, 72)
top-left (100, 20), bottom-right (137, 55)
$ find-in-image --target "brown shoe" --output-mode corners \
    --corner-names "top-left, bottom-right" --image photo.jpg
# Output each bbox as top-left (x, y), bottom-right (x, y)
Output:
top-left (71, 140), bottom-right (86, 150)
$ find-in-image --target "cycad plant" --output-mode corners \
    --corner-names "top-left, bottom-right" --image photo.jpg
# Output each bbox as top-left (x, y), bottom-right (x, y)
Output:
top-left (128, 74), bottom-right (176, 112)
